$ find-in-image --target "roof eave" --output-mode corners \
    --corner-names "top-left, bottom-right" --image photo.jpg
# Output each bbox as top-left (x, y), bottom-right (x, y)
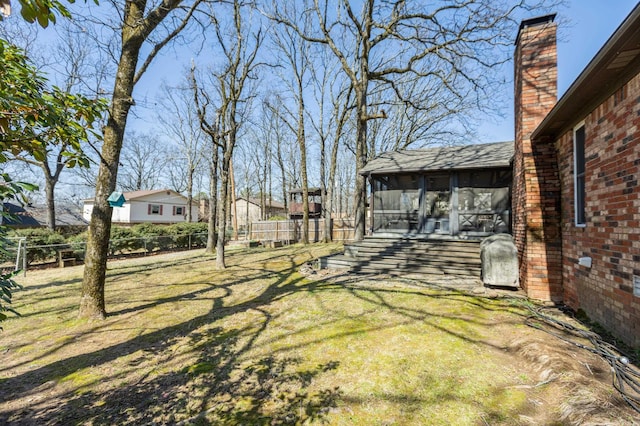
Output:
top-left (532, 4), bottom-right (640, 140)
top-left (360, 163), bottom-right (513, 176)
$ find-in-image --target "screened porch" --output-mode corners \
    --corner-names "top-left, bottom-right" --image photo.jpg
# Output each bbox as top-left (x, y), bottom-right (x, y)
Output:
top-left (370, 169), bottom-right (511, 237)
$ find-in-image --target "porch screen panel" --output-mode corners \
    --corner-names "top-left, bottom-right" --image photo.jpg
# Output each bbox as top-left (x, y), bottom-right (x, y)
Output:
top-left (458, 170), bottom-right (510, 233)
top-left (372, 175), bottom-right (420, 232)
top-left (424, 174), bottom-right (451, 233)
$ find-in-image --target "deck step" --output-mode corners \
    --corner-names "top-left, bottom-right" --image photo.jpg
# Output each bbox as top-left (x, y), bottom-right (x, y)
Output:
top-left (323, 236), bottom-right (482, 278)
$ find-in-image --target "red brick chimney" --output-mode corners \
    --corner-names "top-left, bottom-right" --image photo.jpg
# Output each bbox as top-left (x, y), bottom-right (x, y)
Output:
top-left (513, 15), bottom-right (563, 302)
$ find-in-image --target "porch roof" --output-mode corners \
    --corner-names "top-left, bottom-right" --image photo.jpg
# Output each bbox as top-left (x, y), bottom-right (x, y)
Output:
top-left (360, 141), bottom-right (514, 176)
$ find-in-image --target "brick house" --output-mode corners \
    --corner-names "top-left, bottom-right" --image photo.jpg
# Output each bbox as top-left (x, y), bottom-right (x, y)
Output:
top-left (514, 7), bottom-right (640, 345)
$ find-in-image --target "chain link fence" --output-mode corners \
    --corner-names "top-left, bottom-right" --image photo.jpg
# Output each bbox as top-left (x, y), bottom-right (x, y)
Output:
top-left (1, 232), bottom-right (209, 275)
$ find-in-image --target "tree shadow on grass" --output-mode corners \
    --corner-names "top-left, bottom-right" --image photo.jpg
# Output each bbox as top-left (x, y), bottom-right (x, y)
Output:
top-left (37, 327), bottom-right (341, 425)
top-left (0, 252), bottom-right (305, 376)
top-left (0, 246), bottom-right (550, 424)
top-left (0, 251), bottom-right (342, 425)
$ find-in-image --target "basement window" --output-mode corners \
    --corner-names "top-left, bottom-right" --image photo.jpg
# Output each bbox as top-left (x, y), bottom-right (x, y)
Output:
top-left (574, 123), bottom-right (586, 226)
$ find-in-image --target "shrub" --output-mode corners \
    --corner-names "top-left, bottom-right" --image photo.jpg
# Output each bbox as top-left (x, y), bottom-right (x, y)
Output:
top-left (133, 223), bottom-right (174, 252)
top-left (109, 226), bottom-right (141, 255)
top-left (67, 232), bottom-right (88, 260)
top-left (167, 222), bottom-right (208, 249)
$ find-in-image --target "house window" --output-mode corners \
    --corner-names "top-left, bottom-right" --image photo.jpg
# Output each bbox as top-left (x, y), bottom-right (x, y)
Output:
top-left (173, 206), bottom-right (185, 216)
top-left (148, 204), bottom-right (163, 215)
top-left (574, 124), bottom-right (586, 226)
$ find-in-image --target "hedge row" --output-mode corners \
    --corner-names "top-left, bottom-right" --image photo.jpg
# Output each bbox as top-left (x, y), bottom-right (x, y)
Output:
top-left (7, 223), bottom-right (210, 265)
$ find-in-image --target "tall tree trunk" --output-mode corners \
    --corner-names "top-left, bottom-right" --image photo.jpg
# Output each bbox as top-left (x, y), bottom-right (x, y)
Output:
top-left (230, 161), bottom-right (238, 240)
top-left (206, 143), bottom-right (219, 253)
top-left (276, 138), bottom-right (288, 213)
top-left (319, 131), bottom-right (329, 242)
top-left (324, 88), bottom-right (350, 242)
top-left (216, 147), bottom-right (231, 269)
top-left (354, 84), bottom-right (368, 241)
top-left (41, 152), bottom-right (64, 231)
top-left (325, 124), bottom-right (342, 243)
top-left (186, 162), bottom-right (194, 222)
top-left (79, 28), bottom-right (143, 319)
top-left (44, 176), bottom-right (56, 231)
top-left (298, 98), bottom-right (309, 245)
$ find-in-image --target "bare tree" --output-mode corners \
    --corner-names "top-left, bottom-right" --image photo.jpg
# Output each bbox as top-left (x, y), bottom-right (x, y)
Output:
top-left (80, 0), bottom-right (206, 319)
top-left (252, 107), bottom-right (283, 219)
top-left (8, 142), bottom-right (78, 230)
top-left (306, 43), bottom-right (353, 242)
top-left (335, 143), bottom-right (356, 217)
top-left (235, 133), bottom-right (267, 221)
top-left (190, 83), bottom-right (224, 253)
top-left (117, 132), bottom-right (167, 191)
top-left (271, 0), bottom-right (556, 240)
top-left (192, 0), bottom-right (263, 267)
top-left (269, 9), bottom-right (312, 243)
top-left (159, 83), bottom-right (206, 222)
top-left (261, 97), bottom-right (292, 211)
top-left (262, 95), bottom-right (298, 210)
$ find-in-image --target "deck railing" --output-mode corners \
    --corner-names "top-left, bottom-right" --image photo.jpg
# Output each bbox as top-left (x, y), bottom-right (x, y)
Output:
top-left (249, 218), bottom-right (355, 243)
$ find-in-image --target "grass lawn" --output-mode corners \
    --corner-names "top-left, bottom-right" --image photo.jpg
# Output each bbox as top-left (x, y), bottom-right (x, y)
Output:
top-left (0, 243), bottom-right (637, 425)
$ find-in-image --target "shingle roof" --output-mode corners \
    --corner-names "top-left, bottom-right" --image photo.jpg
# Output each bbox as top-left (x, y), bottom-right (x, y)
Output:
top-left (84, 189), bottom-right (194, 204)
top-left (360, 141), bottom-right (514, 176)
top-left (122, 189), bottom-right (175, 200)
top-left (1, 203), bottom-right (41, 227)
top-left (26, 204), bottom-right (88, 227)
top-left (1, 203), bottom-right (87, 227)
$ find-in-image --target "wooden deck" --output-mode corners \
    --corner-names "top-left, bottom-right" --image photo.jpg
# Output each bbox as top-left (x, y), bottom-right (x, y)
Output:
top-left (322, 236), bottom-right (482, 277)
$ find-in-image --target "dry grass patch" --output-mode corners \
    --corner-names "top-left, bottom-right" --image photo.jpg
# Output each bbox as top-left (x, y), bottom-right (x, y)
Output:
top-left (0, 243), bottom-right (637, 425)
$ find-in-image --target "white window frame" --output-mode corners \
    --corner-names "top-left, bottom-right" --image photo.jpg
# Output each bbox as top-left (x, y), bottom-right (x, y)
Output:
top-left (173, 206), bottom-right (185, 216)
top-left (573, 121), bottom-right (586, 227)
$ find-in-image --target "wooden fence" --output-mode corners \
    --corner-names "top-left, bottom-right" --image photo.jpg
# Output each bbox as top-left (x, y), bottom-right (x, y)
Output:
top-left (249, 218), bottom-right (355, 243)
top-left (331, 218), bottom-right (356, 242)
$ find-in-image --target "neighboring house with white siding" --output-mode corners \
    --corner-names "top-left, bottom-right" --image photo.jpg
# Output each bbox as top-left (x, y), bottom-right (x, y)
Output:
top-left (83, 190), bottom-right (199, 225)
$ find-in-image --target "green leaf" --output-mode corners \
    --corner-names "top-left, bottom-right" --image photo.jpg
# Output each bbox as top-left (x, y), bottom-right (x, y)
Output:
top-left (19, 3), bottom-right (36, 23)
top-left (19, 182), bottom-right (39, 191)
top-left (37, 12), bottom-right (50, 28)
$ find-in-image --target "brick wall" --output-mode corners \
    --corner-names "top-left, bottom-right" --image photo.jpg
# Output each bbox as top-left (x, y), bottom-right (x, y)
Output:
top-left (556, 73), bottom-right (640, 346)
top-left (513, 16), bottom-right (563, 301)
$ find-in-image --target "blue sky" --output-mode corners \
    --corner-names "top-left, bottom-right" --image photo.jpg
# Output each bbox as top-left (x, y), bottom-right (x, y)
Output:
top-left (477, 0), bottom-right (639, 142)
top-left (125, 0), bottom-right (640, 144)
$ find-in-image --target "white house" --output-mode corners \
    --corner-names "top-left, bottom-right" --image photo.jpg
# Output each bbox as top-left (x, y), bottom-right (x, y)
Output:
top-left (83, 189), bottom-right (199, 225)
